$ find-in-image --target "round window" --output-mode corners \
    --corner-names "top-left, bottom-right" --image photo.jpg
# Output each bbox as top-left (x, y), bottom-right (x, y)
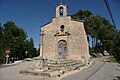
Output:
top-left (60, 25), bottom-right (65, 29)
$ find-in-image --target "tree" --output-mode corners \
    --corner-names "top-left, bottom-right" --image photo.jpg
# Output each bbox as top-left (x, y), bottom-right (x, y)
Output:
top-left (71, 9), bottom-right (120, 61)
top-left (0, 21), bottom-right (37, 64)
top-left (2, 21), bottom-right (27, 60)
top-left (24, 38), bottom-right (38, 58)
top-left (0, 22), bottom-right (4, 63)
top-left (113, 30), bottom-right (120, 61)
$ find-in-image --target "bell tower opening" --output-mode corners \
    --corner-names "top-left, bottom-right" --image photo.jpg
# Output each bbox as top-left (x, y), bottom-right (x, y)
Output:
top-left (56, 2), bottom-right (67, 17)
top-left (59, 7), bottom-right (64, 17)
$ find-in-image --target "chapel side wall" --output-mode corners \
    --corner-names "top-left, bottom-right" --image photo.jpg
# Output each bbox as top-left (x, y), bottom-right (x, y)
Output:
top-left (41, 24), bottom-right (56, 59)
top-left (67, 20), bottom-right (90, 60)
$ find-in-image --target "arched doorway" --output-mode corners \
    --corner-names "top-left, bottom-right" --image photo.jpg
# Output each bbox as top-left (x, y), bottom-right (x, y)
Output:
top-left (58, 40), bottom-right (67, 59)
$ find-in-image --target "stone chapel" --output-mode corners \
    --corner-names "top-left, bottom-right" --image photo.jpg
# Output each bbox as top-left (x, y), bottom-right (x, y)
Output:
top-left (40, 2), bottom-right (90, 62)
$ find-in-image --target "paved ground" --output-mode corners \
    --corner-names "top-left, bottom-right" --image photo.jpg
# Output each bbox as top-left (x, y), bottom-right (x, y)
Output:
top-left (0, 57), bottom-right (120, 80)
top-left (62, 57), bottom-right (120, 80)
top-left (0, 61), bottom-right (59, 80)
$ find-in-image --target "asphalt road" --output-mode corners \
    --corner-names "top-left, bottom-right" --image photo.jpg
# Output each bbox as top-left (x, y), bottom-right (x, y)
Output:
top-left (0, 57), bottom-right (120, 80)
top-left (0, 64), bottom-right (16, 69)
top-left (61, 57), bottom-right (120, 80)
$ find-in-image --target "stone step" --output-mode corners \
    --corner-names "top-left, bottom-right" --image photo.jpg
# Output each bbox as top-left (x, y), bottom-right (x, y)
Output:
top-left (47, 59), bottom-right (84, 71)
top-left (48, 59), bottom-right (81, 64)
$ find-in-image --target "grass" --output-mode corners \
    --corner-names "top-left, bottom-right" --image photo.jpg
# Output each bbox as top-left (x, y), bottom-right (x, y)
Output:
top-left (107, 57), bottom-right (117, 62)
top-left (91, 53), bottom-right (103, 58)
top-left (96, 54), bottom-right (102, 58)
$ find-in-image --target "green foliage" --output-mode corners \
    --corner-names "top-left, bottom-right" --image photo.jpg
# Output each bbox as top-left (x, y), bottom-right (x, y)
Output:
top-left (113, 31), bottom-right (120, 61)
top-left (25, 38), bottom-right (39, 58)
top-left (71, 9), bottom-right (120, 61)
top-left (0, 21), bottom-right (38, 64)
top-left (108, 57), bottom-right (117, 62)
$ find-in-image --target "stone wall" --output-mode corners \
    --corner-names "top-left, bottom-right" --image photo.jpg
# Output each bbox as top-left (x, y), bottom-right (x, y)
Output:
top-left (41, 16), bottom-right (90, 62)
